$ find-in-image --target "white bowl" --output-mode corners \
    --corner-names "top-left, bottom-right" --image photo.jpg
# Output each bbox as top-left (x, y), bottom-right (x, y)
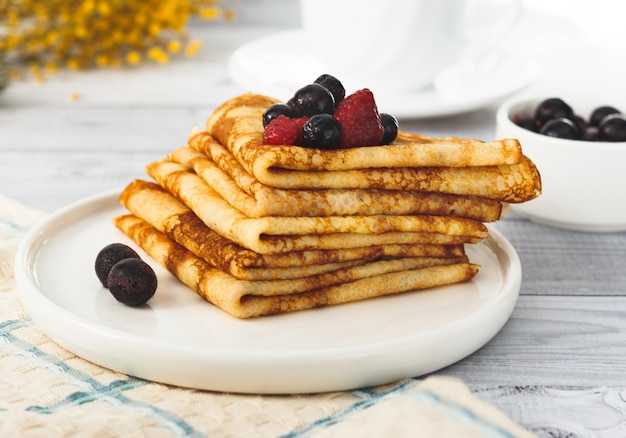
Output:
top-left (496, 95), bottom-right (626, 232)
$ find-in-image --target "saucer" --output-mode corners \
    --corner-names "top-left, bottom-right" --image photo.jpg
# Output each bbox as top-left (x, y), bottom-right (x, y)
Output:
top-left (228, 29), bottom-right (537, 119)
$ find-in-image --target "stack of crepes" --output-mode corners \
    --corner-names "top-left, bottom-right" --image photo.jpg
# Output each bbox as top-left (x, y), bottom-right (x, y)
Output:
top-left (114, 93), bottom-right (541, 318)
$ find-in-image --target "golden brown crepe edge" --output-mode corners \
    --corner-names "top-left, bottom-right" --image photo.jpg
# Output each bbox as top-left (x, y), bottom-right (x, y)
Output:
top-left (113, 213), bottom-right (479, 318)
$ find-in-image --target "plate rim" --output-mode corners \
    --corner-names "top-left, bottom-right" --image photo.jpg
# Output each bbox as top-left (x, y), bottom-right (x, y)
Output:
top-left (14, 189), bottom-right (522, 393)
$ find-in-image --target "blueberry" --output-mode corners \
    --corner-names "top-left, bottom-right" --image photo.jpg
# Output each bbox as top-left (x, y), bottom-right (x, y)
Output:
top-left (534, 98), bottom-right (574, 130)
top-left (302, 114), bottom-right (341, 149)
top-left (314, 74), bottom-right (345, 105)
top-left (380, 113), bottom-right (399, 144)
top-left (95, 243), bottom-right (140, 287)
top-left (107, 258), bottom-right (157, 306)
top-left (571, 114), bottom-right (587, 133)
top-left (262, 104), bottom-right (297, 127)
top-left (590, 106), bottom-right (620, 127)
top-left (287, 84), bottom-right (335, 116)
top-left (539, 117), bottom-right (580, 140)
top-left (582, 126), bottom-right (599, 141)
top-left (515, 116), bottom-right (536, 132)
top-left (598, 114), bottom-right (626, 141)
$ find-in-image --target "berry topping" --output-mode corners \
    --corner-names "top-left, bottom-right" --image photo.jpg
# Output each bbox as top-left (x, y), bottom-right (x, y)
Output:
top-left (302, 114), bottom-right (342, 149)
top-left (95, 243), bottom-right (140, 287)
top-left (107, 258), bottom-right (158, 306)
top-left (590, 105), bottom-right (620, 127)
top-left (261, 74), bottom-right (399, 149)
top-left (333, 88), bottom-right (384, 148)
top-left (598, 114), bottom-right (626, 141)
top-left (263, 103), bottom-right (297, 127)
top-left (287, 83), bottom-right (335, 116)
top-left (262, 115), bottom-right (307, 145)
top-left (539, 118), bottom-right (580, 140)
top-left (380, 113), bottom-right (399, 144)
top-left (314, 74), bottom-right (345, 105)
top-left (534, 98), bottom-right (574, 130)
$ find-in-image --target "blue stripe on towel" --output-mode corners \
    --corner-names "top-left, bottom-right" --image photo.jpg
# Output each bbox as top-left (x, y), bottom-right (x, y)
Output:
top-left (279, 379), bottom-right (418, 438)
top-left (0, 318), bottom-right (205, 437)
top-left (409, 389), bottom-right (516, 438)
top-left (0, 216), bottom-right (30, 236)
top-left (26, 379), bottom-right (150, 413)
top-left (280, 378), bottom-right (516, 438)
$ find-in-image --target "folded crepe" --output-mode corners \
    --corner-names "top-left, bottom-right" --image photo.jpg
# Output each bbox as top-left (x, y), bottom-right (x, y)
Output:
top-left (120, 180), bottom-right (468, 280)
top-left (145, 159), bottom-right (488, 255)
top-left (114, 214), bottom-right (478, 318)
top-left (202, 93), bottom-right (541, 202)
top-left (170, 141), bottom-right (507, 220)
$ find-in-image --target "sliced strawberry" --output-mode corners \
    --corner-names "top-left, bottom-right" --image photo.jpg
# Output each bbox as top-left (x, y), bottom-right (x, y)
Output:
top-left (333, 88), bottom-right (384, 148)
top-left (263, 115), bottom-right (308, 145)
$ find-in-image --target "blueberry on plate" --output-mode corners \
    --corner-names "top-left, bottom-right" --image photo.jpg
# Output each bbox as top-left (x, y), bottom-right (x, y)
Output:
top-left (107, 258), bottom-right (158, 306)
top-left (95, 243), bottom-right (140, 287)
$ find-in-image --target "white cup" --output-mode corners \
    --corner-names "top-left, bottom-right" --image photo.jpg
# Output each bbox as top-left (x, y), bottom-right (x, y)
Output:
top-left (300, 0), bottom-right (521, 94)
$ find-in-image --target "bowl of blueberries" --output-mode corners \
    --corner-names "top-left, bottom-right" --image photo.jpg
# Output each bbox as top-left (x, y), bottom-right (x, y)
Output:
top-left (496, 95), bottom-right (626, 232)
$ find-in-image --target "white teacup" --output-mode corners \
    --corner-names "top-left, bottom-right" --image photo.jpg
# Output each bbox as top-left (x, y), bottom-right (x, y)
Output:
top-left (300, 0), bottom-right (521, 94)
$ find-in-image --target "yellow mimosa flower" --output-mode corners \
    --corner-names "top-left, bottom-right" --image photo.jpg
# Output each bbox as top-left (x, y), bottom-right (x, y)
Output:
top-left (0, 0), bottom-right (233, 78)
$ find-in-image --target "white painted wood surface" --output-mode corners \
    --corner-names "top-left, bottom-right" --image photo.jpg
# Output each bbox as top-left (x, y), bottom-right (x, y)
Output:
top-left (1, 6), bottom-right (626, 435)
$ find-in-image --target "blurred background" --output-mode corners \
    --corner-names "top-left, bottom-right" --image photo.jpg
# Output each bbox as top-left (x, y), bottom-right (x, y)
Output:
top-left (2, 0), bottom-right (625, 94)
top-left (1, 0), bottom-right (625, 211)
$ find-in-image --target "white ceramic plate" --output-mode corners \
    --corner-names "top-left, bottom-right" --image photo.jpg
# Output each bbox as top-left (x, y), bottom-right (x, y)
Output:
top-left (15, 190), bottom-right (522, 394)
top-left (228, 29), bottom-right (536, 119)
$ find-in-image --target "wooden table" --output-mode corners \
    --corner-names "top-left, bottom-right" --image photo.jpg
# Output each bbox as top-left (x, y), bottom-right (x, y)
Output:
top-left (2, 16), bottom-right (625, 437)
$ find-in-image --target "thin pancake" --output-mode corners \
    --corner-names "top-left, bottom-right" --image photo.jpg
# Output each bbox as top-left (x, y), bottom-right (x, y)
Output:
top-left (189, 131), bottom-right (539, 200)
top-left (145, 160), bottom-right (488, 254)
top-left (172, 141), bottom-right (507, 220)
top-left (204, 93), bottom-right (524, 175)
top-left (114, 214), bottom-right (479, 318)
top-left (120, 180), bottom-right (467, 280)
top-left (194, 94), bottom-right (540, 201)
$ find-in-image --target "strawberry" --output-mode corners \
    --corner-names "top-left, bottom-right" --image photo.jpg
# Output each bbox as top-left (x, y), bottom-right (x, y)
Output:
top-left (262, 116), bottom-right (308, 145)
top-left (333, 88), bottom-right (384, 148)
